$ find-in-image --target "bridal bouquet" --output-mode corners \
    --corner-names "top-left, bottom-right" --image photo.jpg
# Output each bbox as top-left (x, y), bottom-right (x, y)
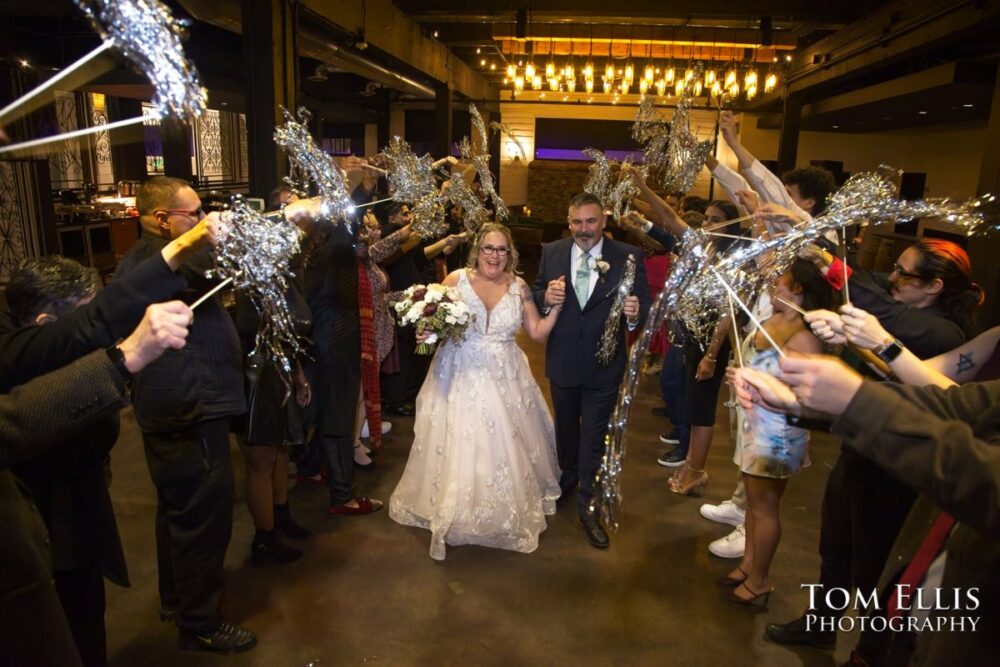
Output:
top-left (393, 283), bottom-right (472, 354)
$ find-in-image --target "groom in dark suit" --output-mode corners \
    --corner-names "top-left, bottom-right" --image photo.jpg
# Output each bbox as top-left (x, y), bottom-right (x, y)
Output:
top-left (532, 192), bottom-right (651, 548)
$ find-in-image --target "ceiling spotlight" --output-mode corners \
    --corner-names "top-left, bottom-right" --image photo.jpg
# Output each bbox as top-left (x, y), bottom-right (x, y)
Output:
top-left (480, 59), bottom-right (486, 66)
top-left (433, 30), bottom-right (439, 38)
top-left (19, 59), bottom-right (30, 68)
top-left (490, 63), bottom-right (496, 71)
top-left (963, 103), bottom-right (975, 108)
top-left (784, 54), bottom-right (792, 62)
top-left (476, 47), bottom-right (481, 54)
top-left (918, 110), bottom-right (927, 115)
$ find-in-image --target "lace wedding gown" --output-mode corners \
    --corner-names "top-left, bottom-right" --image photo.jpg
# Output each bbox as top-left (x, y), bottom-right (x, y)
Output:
top-left (389, 270), bottom-right (561, 560)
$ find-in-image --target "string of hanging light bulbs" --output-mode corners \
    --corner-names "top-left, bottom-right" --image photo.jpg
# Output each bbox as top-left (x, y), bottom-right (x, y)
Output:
top-left (496, 24), bottom-right (785, 102)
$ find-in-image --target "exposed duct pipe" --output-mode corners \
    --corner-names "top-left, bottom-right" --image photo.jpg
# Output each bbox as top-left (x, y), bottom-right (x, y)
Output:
top-left (298, 26), bottom-right (436, 99)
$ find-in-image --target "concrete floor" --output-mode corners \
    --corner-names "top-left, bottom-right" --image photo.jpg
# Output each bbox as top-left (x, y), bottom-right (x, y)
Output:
top-left (104, 332), bottom-right (856, 667)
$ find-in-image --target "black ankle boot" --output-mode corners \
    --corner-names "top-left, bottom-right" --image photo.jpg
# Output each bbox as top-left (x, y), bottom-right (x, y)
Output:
top-left (275, 503), bottom-right (312, 539)
top-left (251, 529), bottom-right (303, 566)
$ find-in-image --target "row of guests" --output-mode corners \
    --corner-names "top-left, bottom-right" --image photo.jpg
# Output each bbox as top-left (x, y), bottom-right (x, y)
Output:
top-left (619, 114), bottom-right (990, 664)
top-left (0, 166), bottom-right (476, 664)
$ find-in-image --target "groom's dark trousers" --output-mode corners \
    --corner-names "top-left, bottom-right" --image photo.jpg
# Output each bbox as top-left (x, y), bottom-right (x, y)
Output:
top-left (533, 237), bottom-right (651, 516)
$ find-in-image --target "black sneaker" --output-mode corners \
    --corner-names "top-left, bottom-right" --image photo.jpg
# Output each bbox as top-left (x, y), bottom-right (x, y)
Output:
top-left (178, 622), bottom-right (257, 653)
top-left (659, 431), bottom-right (680, 445)
top-left (651, 406), bottom-right (669, 418)
top-left (657, 448), bottom-right (687, 467)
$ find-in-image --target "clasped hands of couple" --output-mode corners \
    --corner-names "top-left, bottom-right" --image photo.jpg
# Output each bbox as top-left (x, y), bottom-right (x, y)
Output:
top-left (727, 304), bottom-right (892, 420)
top-left (543, 275), bottom-right (641, 323)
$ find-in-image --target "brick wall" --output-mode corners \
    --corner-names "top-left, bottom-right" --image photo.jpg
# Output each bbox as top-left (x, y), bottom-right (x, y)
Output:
top-left (526, 159), bottom-right (590, 223)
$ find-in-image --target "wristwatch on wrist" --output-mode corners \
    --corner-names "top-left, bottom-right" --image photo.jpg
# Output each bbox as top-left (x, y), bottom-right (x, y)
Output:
top-left (874, 337), bottom-right (905, 364)
top-left (105, 345), bottom-right (132, 382)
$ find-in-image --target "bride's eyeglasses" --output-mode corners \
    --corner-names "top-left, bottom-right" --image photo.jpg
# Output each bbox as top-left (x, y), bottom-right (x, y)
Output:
top-left (480, 245), bottom-right (510, 256)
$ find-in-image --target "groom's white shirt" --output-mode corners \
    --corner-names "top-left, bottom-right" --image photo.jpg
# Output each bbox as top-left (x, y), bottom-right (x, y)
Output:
top-left (570, 238), bottom-right (605, 304)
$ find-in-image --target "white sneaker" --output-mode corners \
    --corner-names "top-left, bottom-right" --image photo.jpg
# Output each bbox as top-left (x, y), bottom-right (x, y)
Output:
top-left (360, 420), bottom-right (392, 438)
top-left (699, 500), bottom-right (746, 527)
top-left (708, 524), bottom-right (746, 559)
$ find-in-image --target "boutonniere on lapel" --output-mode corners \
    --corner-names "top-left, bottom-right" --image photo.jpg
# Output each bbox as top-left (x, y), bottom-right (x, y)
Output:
top-left (594, 256), bottom-right (611, 284)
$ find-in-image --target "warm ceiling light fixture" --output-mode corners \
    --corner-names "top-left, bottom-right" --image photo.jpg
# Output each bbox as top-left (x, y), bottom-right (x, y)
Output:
top-left (656, 78), bottom-right (667, 96)
top-left (764, 71), bottom-right (777, 93)
top-left (585, 79), bottom-right (594, 93)
top-left (644, 64), bottom-right (655, 83)
top-left (506, 64), bottom-right (516, 79)
top-left (525, 62), bottom-right (536, 80)
top-left (514, 75), bottom-right (525, 93)
top-left (532, 74), bottom-right (543, 89)
top-left (665, 66), bottom-right (675, 84)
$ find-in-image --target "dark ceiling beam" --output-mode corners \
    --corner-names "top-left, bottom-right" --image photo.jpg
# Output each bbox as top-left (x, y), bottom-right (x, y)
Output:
top-left (178, 0), bottom-right (495, 101)
top-left (393, 0), bottom-right (867, 25)
top-left (783, 0), bottom-right (1000, 96)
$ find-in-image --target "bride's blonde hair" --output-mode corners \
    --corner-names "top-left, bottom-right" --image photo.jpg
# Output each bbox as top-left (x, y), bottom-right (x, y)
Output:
top-left (466, 223), bottom-right (521, 275)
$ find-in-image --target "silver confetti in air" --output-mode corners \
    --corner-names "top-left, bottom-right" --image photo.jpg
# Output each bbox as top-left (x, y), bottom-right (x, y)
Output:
top-left (583, 149), bottom-right (641, 221)
top-left (274, 107), bottom-right (356, 224)
top-left (596, 254), bottom-right (637, 366)
top-left (212, 197), bottom-right (305, 383)
top-left (74, 0), bottom-right (207, 119)
top-left (464, 104), bottom-right (509, 221)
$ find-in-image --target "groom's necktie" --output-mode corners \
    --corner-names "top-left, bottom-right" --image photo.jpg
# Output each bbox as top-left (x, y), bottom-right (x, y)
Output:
top-left (575, 251), bottom-right (591, 306)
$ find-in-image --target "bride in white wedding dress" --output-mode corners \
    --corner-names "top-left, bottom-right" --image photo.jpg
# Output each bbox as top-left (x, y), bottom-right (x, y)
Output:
top-left (389, 223), bottom-right (564, 560)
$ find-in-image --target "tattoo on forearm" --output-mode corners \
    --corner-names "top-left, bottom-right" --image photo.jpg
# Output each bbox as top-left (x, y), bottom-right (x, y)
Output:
top-left (957, 351), bottom-right (975, 374)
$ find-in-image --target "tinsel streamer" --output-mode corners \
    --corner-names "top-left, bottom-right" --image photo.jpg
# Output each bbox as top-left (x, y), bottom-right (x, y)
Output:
top-left (274, 107), bottom-right (355, 223)
top-left (211, 197), bottom-right (305, 383)
top-left (74, 0), bottom-right (206, 119)
top-left (676, 166), bottom-right (995, 345)
top-left (447, 171), bottom-right (491, 235)
top-left (380, 136), bottom-right (437, 204)
top-left (583, 149), bottom-right (642, 221)
top-left (490, 120), bottom-right (527, 160)
top-left (591, 230), bottom-right (711, 530)
top-left (596, 254), bottom-right (638, 366)
top-left (463, 104), bottom-right (509, 220)
top-left (412, 191), bottom-right (449, 239)
top-left (660, 88), bottom-right (714, 194)
top-left (632, 96), bottom-right (671, 179)
top-left (595, 167), bottom-right (996, 530)
top-left (583, 148), bottom-right (615, 205)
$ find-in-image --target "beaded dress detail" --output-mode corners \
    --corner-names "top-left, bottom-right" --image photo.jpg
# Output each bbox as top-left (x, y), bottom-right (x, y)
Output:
top-left (389, 270), bottom-right (561, 560)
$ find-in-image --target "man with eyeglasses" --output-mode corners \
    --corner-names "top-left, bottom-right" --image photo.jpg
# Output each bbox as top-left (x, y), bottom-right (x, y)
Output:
top-left (112, 176), bottom-right (255, 653)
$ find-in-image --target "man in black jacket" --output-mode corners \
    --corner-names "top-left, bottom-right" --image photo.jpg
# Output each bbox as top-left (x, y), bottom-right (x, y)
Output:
top-left (114, 176), bottom-right (254, 653)
top-left (5, 256), bottom-right (127, 667)
top-left (0, 301), bottom-right (196, 667)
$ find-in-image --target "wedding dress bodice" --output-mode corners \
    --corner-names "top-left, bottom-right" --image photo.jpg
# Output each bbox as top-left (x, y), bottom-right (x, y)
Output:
top-left (456, 269), bottom-right (522, 343)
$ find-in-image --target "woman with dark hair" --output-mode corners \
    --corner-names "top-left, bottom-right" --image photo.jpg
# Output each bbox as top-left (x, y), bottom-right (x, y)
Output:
top-left (765, 236), bottom-right (984, 648)
top-left (667, 199), bottom-right (747, 493)
top-left (717, 259), bottom-right (831, 606)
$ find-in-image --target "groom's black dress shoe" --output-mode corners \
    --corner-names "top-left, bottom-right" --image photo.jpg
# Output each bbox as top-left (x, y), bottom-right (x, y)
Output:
top-left (579, 513), bottom-right (609, 549)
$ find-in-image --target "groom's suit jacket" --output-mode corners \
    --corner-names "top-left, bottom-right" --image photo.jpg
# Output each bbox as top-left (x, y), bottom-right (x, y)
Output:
top-left (532, 237), bottom-right (651, 388)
